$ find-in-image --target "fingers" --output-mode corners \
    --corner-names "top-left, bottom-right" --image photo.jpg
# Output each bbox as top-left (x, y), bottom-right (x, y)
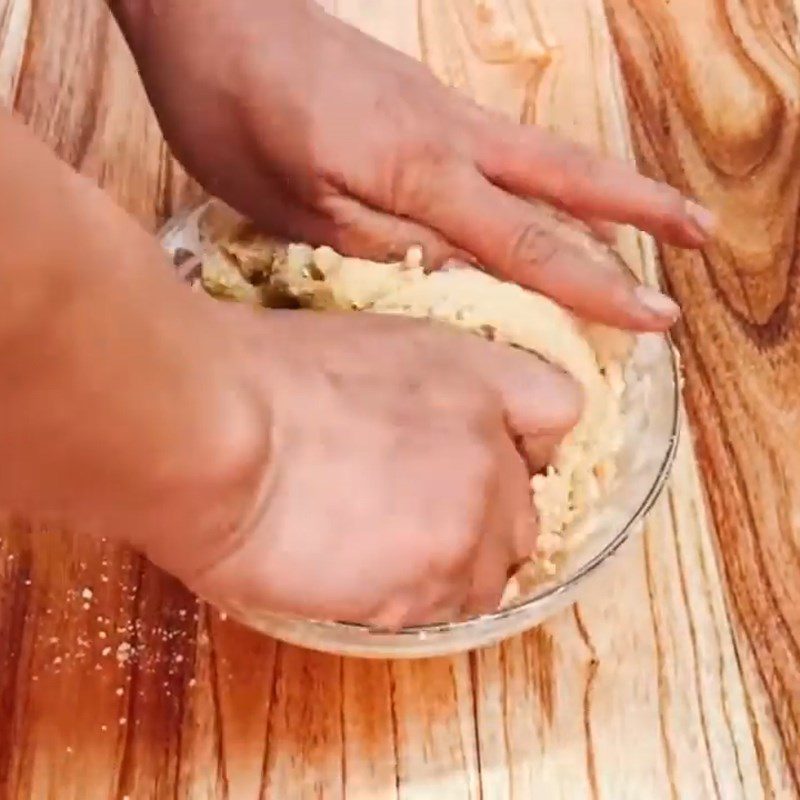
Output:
top-left (281, 194), bottom-right (471, 268)
top-left (468, 337), bottom-right (584, 439)
top-left (475, 122), bottom-right (716, 247)
top-left (463, 436), bottom-right (537, 617)
top-left (462, 538), bottom-right (512, 617)
top-left (367, 420), bottom-right (539, 629)
top-left (496, 435), bottom-right (539, 563)
top-left (224, 163), bottom-right (472, 267)
top-left (419, 167), bottom-right (681, 331)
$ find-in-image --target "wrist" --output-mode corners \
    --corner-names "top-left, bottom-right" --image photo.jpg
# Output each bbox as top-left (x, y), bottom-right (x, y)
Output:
top-left (84, 296), bottom-right (274, 569)
top-left (133, 315), bottom-right (275, 587)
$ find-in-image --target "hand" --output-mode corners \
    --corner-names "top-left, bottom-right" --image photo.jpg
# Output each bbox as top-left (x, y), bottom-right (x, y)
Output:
top-left (117, 0), bottom-right (713, 332)
top-left (147, 305), bottom-right (581, 628)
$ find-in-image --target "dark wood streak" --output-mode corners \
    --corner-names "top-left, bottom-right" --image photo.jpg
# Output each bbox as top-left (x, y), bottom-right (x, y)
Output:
top-left (257, 643), bottom-right (281, 800)
top-left (684, 489), bottom-right (750, 796)
top-left (572, 606), bottom-right (599, 800)
top-left (467, 652), bottom-right (485, 800)
top-left (643, 529), bottom-right (679, 800)
top-left (386, 661), bottom-right (402, 799)
top-left (155, 140), bottom-right (176, 228)
top-left (204, 611), bottom-right (231, 799)
top-left (521, 627), bottom-right (556, 727)
top-left (339, 659), bottom-right (347, 800)
top-left (497, 643), bottom-right (515, 800)
top-left (667, 494), bottom-right (724, 800)
top-left (0, 522), bottom-right (32, 800)
top-left (725, 609), bottom-right (778, 799)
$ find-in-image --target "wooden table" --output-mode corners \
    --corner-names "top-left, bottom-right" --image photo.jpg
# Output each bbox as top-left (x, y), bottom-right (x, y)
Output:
top-left (1, 1), bottom-right (799, 797)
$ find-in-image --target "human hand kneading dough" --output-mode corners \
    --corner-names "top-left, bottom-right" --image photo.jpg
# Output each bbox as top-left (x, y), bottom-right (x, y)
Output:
top-left (114, 0), bottom-right (713, 331)
top-left (161, 308), bottom-right (582, 628)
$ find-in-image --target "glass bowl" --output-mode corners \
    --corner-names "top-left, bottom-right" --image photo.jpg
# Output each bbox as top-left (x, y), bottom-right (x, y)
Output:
top-left (160, 202), bottom-right (681, 659)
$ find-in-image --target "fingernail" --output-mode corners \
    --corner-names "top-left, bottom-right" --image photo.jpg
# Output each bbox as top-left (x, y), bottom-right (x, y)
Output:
top-left (685, 200), bottom-right (716, 242)
top-left (635, 285), bottom-right (681, 322)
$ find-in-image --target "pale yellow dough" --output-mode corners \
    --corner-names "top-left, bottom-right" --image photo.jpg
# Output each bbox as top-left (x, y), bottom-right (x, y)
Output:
top-left (200, 225), bottom-right (634, 586)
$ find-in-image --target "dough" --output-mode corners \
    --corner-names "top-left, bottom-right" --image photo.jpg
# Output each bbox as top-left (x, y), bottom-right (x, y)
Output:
top-left (199, 217), bottom-right (634, 586)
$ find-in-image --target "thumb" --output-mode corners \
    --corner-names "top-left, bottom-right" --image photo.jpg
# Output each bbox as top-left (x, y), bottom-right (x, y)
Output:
top-left (469, 338), bottom-right (584, 444)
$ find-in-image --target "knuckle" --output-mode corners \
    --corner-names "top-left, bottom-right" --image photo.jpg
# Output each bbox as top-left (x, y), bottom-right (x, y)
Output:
top-left (507, 223), bottom-right (561, 275)
top-left (573, 150), bottom-right (601, 180)
top-left (385, 137), bottom-right (454, 216)
top-left (316, 196), bottom-right (376, 254)
top-left (559, 149), bottom-right (600, 192)
top-left (532, 143), bottom-right (592, 200)
top-left (318, 195), bottom-right (359, 230)
top-left (318, 196), bottom-right (426, 262)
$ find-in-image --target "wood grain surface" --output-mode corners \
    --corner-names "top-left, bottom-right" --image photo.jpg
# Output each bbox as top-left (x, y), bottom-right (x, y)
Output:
top-left (1, 0), bottom-right (799, 797)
